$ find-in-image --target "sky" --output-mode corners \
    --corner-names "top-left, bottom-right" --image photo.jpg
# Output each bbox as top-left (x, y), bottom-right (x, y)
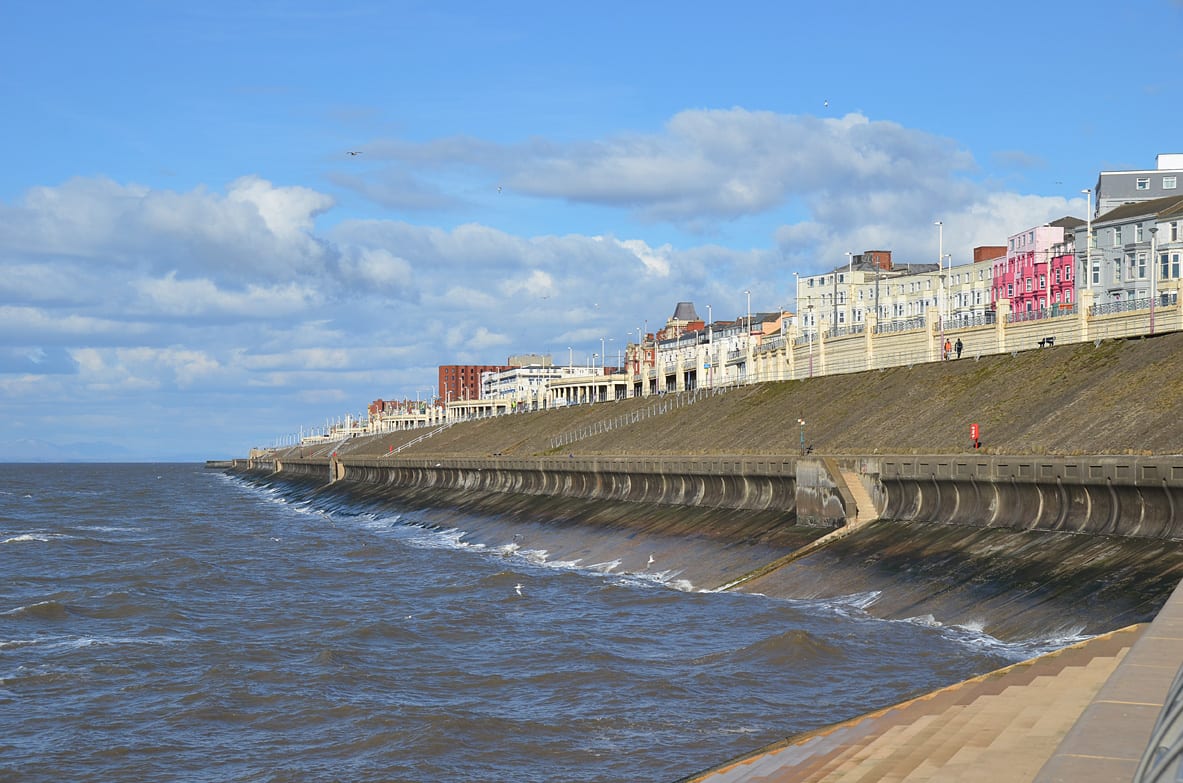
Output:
top-left (1, 1), bottom-right (1181, 461)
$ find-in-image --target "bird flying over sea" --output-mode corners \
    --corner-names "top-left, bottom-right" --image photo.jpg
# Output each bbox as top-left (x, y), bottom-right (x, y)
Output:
top-left (347, 151), bottom-right (362, 156)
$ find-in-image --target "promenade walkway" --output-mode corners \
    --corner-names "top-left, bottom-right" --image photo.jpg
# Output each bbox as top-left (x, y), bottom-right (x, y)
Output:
top-left (683, 579), bottom-right (1183, 783)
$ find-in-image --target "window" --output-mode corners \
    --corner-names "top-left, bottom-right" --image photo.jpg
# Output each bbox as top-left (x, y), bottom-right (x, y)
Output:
top-left (1137, 177), bottom-right (1151, 190)
top-left (1138, 253), bottom-right (1147, 279)
top-left (1137, 224), bottom-right (1144, 242)
top-left (1173, 222), bottom-right (1180, 242)
top-left (1162, 253), bottom-right (1170, 281)
top-left (1092, 262), bottom-right (1100, 284)
top-left (1114, 259), bottom-right (1122, 281)
top-left (1113, 227), bottom-right (1122, 246)
top-left (1174, 253), bottom-right (1181, 280)
top-left (1007, 283), bottom-right (1014, 297)
top-left (1165, 176), bottom-right (1177, 190)
top-left (1026, 279), bottom-right (1033, 292)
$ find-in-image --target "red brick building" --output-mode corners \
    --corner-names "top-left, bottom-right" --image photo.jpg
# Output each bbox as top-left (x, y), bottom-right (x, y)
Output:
top-left (438, 365), bottom-right (511, 403)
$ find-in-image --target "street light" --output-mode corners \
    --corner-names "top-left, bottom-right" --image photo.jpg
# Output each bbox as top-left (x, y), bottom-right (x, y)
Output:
top-left (744, 289), bottom-right (752, 336)
top-left (1151, 225), bottom-right (1159, 334)
top-left (705, 303), bottom-right (713, 389)
top-left (807, 304), bottom-right (815, 377)
top-left (844, 251), bottom-right (854, 330)
top-left (797, 417), bottom-right (806, 456)
top-left (1081, 188), bottom-right (1093, 291)
top-left (568, 346), bottom-right (573, 369)
top-left (935, 220), bottom-right (946, 357)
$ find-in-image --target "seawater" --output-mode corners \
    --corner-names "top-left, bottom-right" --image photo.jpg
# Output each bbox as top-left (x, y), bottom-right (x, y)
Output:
top-left (1, 464), bottom-right (1064, 783)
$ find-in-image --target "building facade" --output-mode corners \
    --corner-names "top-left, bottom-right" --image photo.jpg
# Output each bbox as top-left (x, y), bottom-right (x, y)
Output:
top-left (438, 364), bottom-right (511, 403)
top-left (992, 217), bottom-right (1084, 314)
top-left (1095, 153), bottom-right (1183, 216)
top-left (1078, 195), bottom-right (1183, 304)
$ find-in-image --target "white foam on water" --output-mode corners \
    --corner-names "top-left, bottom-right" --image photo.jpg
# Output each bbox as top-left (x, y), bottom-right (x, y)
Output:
top-left (586, 559), bottom-right (623, 574)
top-left (903, 613), bottom-right (942, 628)
top-left (3, 533), bottom-right (51, 544)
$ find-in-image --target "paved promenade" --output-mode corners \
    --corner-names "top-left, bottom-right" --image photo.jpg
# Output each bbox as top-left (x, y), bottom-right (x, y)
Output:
top-left (683, 579), bottom-right (1183, 783)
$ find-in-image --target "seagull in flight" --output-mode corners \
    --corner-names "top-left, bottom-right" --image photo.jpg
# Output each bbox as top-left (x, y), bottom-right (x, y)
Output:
top-left (347, 150), bottom-right (362, 156)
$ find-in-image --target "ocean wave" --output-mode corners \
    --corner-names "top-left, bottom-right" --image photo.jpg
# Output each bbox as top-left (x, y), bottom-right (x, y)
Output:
top-left (2, 600), bottom-right (70, 620)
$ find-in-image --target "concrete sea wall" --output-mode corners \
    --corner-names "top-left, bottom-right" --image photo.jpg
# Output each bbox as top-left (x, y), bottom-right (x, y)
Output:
top-left (238, 453), bottom-right (1183, 541)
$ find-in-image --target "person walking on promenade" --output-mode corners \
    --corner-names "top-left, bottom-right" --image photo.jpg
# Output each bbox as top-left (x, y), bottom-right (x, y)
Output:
top-left (943, 338), bottom-right (952, 361)
top-left (955, 338), bottom-right (963, 359)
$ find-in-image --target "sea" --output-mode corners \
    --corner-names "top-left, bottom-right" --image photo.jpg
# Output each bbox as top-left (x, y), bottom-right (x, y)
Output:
top-left (1, 463), bottom-right (1077, 783)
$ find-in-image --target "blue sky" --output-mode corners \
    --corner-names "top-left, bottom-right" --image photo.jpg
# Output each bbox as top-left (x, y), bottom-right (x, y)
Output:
top-left (1, 1), bottom-right (1180, 461)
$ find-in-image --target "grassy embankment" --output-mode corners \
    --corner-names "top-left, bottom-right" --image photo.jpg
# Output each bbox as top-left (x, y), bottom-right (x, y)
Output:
top-left (287, 332), bottom-right (1183, 461)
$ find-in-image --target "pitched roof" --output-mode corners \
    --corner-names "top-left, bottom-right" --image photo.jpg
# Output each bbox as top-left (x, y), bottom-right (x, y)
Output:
top-left (1049, 216), bottom-right (1086, 230)
top-left (1095, 195), bottom-right (1183, 224)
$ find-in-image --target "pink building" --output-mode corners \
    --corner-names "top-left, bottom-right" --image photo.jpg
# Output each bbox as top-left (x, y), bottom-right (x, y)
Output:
top-left (992, 217), bottom-right (1085, 314)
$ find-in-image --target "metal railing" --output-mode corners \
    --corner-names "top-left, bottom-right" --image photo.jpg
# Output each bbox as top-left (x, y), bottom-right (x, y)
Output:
top-left (382, 423), bottom-right (454, 456)
top-left (1091, 292), bottom-right (1178, 317)
top-left (548, 385), bottom-right (730, 449)
top-left (755, 335), bottom-right (787, 353)
top-left (944, 312), bottom-right (997, 329)
top-left (874, 316), bottom-right (926, 335)
top-left (1006, 303), bottom-right (1078, 324)
top-left (1134, 662), bottom-right (1183, 782)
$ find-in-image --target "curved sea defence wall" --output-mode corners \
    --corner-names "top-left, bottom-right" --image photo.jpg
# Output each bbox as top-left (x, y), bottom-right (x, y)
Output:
top-left (875, 455), bottom-right (1183, 539)
top-left (271, 454), bottom-right (802, 515)
top-left (238, 453), bottom-right (1183, 541)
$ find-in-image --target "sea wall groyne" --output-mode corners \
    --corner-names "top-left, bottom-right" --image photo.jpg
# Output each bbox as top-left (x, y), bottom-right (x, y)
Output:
top-left (237, 452), bottom-right (1183, 541)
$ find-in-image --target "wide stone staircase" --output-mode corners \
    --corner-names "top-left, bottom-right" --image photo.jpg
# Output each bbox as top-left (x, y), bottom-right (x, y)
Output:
top-left (683, 625), bottom-right (1143, 783)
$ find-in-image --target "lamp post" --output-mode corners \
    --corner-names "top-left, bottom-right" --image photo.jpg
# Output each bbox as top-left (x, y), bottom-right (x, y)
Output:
top-left (807, 303), bottom-right (815, 377)
top-left (845, 251), bottom-right (854, 330)
top-left (706, 304), bottom-right (713, 389)
top-left (1081, 188), bottom-right (1093, 293)
top-left (744, 289), bottom-right (752, 337)
top-left (568, 346), bottom-right (573, 369)
top-left (600, 337), bottom-right (606, 371)
top-left (935, 220), bottom-right (945, 358)
top-left (944, 252), bottom-right (951, 322)
top-left (1151, 225), bottom-right (1159, 334)
top-left (797, 417), bottom-right (806, 456)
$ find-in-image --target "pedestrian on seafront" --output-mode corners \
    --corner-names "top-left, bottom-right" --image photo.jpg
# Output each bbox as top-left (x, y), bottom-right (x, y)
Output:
top-left (955, 338), bottom-right (963, 359)
top-left (943, 338), bottom-right (951, 361)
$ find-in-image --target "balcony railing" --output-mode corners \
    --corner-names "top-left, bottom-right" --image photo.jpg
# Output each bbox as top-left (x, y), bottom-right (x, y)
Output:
top-left (1091, 293), bottom-right (1178, 317)
top-left (1007, 303), bottom-right (1078, 324)
top-left (874, 316), bottom-right (926, 335)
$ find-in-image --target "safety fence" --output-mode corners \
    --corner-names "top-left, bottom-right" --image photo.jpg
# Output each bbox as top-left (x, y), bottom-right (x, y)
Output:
top-left (547, 385), bottom-right (731, 450)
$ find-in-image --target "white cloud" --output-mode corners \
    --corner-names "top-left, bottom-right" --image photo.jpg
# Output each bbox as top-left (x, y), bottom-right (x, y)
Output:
top-left (0, 106), bottom-right (1097, 458)
top-left (133, 273), bottom-right (320, 318)
top-left (339, 247), bottom-right (414, 293)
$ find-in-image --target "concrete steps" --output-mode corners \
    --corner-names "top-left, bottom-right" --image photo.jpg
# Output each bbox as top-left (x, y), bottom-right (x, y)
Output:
top-left (684, 625), bottom-right (1143, 783)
